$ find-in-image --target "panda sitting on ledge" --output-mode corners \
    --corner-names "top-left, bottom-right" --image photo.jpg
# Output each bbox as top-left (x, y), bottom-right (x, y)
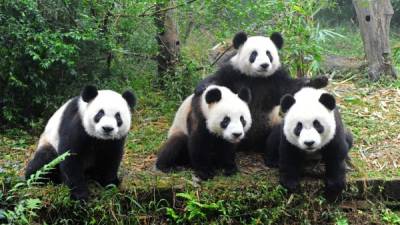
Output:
top-left (265, 87), bottom-right (353, 201)
top-left (25, 85), bottom-right (136, 201)
top-left (156, 85), bottom-right (252, 180)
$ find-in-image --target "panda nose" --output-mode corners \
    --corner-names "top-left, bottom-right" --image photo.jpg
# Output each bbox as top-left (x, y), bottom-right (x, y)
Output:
top-left (304, 141), bottom-right (315, 147)
top-left (260, 63), bottom-right (269, 69)
top-left (102, 126), bottom-right (114, 133)
top-left (233, 132), bottom-right (242, 138)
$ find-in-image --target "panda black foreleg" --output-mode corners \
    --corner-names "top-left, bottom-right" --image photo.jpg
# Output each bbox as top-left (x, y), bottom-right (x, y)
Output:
top-left (156, 133), bottom-right (189, 172)
top-left (60, 154), bottom-right (89, 201)
top-left (279, 141), bottom-right (302, 193)
top-left (92, 142), bottom-right (124, 187)
top-left (25, 144), bottom-right (61, 183)
top-left (324, 158), bottom-right (346, 202)
top-left (323, 139), bottom-right (349, 202)
top-left (217, 143), bottom-right (238, 176)
top-left (264, 125), bottom-right (281, 168)
top-left (188, 132), bottom-right (215, 180)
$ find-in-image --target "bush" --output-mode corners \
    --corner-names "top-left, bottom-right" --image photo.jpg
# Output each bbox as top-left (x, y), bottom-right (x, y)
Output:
top-left (0, 1), bottom-right (119, 129)
top-left (0, 0), bottom-right (341, 129)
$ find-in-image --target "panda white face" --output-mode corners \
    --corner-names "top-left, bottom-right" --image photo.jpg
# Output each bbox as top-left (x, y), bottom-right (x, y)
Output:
top-left (79, 86), bottom-right (136, 140)
top-left (201, 85), bottom-right (252, 143)
top-left (230, 32), bottom-right (283, 77)
top-left (282, 88), bottom-right (336, 152)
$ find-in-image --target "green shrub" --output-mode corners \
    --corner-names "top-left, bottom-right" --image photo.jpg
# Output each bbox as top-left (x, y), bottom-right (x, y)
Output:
top-left (0, 0), bottom-right (343, 129)
top-left (0, 1), bottom-right (121, 129)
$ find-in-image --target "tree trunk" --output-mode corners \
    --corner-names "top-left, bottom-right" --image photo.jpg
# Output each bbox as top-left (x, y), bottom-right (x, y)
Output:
top-left (352, 0), bottom-right (397, 81)
top-left (154, 0), bottom-right (180, 88)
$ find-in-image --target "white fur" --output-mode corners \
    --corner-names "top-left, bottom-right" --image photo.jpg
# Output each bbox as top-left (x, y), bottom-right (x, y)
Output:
top-left (201, 85), bottom-right (252, 143)
top-left (168, 95), bottom-right (192, 137)
top-left (283, 88), bottom-right (336, 152)
top-left (80, 90), bottom-right (131, 140)
top-left (38, 99), bottom-right (72, 151)
top-left (230, 36), bottom-right (281, 77)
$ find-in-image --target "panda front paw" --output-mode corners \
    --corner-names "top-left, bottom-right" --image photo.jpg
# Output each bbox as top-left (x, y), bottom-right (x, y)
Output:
top-left (264, 158), bottom-right (279, 168)
top-left (223, 165), bottom-right (238, 176)
top-left (307, 75), bottom-right (329, 89)
top-left (71, 188), bottom-right (89, 202)
top-left (194, 170), bottom-right (215, 181)
top-left (325, 180), bottom-right (345, 202)
top-left (280, 177), bottom-right (300, 193)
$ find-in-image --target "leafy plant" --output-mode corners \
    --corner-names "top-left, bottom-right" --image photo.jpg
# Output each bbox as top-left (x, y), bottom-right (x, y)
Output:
top-left (166, 192), bottom-right (226, 224)
top-left (335, 216), bottom-right (349, 225)
top-left (3, 151), bottom-right (70, 224)
top-left (381, 208), bottom-right (400, 225)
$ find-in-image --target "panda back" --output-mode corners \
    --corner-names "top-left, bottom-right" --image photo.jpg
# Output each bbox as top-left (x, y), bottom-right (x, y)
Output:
top-left (168, 94), bottom-right (193, 138)
top-left (37, 98), bottom-right (75, 152)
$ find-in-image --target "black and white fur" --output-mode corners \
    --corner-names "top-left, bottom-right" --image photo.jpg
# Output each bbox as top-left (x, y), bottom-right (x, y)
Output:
top-left (25, 85), bottom-right (136, 201)
top-left (156, 85), bottom-right (252, 180)
top-left (265, 87), bottom-right (353, 201)
top-left (195, 31), bottom-right (328, 152)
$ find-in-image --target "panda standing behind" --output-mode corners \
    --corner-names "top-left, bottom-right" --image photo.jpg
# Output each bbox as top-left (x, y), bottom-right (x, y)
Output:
top-left (25, 85), bottom-right (136, 201)
top-left (195, 31), bottom-right (329, 153)
top-left (265, 87), bottom-right (353, 201)
top-left (156, 85), bottom-right (252, 180)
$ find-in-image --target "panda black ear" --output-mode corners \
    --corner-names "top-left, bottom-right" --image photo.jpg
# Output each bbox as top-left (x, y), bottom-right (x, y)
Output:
top-left (233, 31), bottom-right (247, 49)
top-left (122, 90), bottom-right (136, 109)
top-left (238, 88), bottom-right (251, 104)
top-left (319, 93), bottom-right (336, 111)
top-left (205, 88), bottom-right (222, 104)
top-left (280, 94), bottom-right (295, 113)
top-left (81, 85), bottom-right (98, 103)
top-left (270, 32), bottom-right (284, 50)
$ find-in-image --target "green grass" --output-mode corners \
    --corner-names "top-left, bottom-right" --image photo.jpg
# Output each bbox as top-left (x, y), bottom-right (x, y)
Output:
top-left (320, 23), bottom-right (365, 58)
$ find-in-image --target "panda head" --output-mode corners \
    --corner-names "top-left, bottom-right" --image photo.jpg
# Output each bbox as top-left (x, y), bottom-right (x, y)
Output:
top-left (200, 85), bottom-right (252, 143)
top-left (230, 31), bottom-right (283, 77)
top-left (281, 87), bottom-right (336, 152)
top-left (79, 85), bottom-right (136, 140)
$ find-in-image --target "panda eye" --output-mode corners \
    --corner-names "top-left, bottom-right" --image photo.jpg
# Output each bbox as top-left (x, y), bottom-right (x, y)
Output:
top-left (240, 115), bottom-right (246, 127)
top-left (94, 109), bottom-right (105, 123)
top-left (294, 122), bottom-right (302, 136)
top-left (220, 116), bottom-right (231, 129)
top-left (249, 51), bottom-right (258, 63)
top-left (115, 112), bottom-right (123, 127)
top-left (266, 50), bottom-right (273, 62)
top-left (313, 120), bottom-right (324, 133)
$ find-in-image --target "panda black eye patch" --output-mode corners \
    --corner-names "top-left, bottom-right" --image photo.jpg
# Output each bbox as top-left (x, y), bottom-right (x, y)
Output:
top-left (240, 115), bottom-right (246, 127)
top-left (266, 50), bottom-right (273, 62)
top-left (313, 120), bottom-right (324, 133)
top-left (294, 122), bottom-right (302, 136)
top-left (115, 112), bottom-right (123, 127)
top-left (220, 116), bottom-right (231, 129)
top-left (249, 51), bottom-right (258, 63)
top-left (94, 109), bottom-right (105, 123)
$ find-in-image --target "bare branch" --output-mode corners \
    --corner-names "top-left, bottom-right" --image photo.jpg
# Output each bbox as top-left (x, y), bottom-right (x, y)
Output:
top-left (139, 0), bottom-right (198, 17)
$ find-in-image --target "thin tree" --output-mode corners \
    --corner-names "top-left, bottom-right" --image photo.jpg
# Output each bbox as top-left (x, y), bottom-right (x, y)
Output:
top-left (352, 0), bottom-right (397, 81)
top-left (154, 0), bottom-right (180, 88)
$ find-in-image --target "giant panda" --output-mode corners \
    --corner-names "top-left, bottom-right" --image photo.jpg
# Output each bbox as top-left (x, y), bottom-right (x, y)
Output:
top-left (25, 85), bottom-right (136, 201)
top-left (265, 87), bottom-right (353, 201)
top-left (156, 85), bottom-right (252, 180)
top-left (195, 31), bottom-right (328, 152)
